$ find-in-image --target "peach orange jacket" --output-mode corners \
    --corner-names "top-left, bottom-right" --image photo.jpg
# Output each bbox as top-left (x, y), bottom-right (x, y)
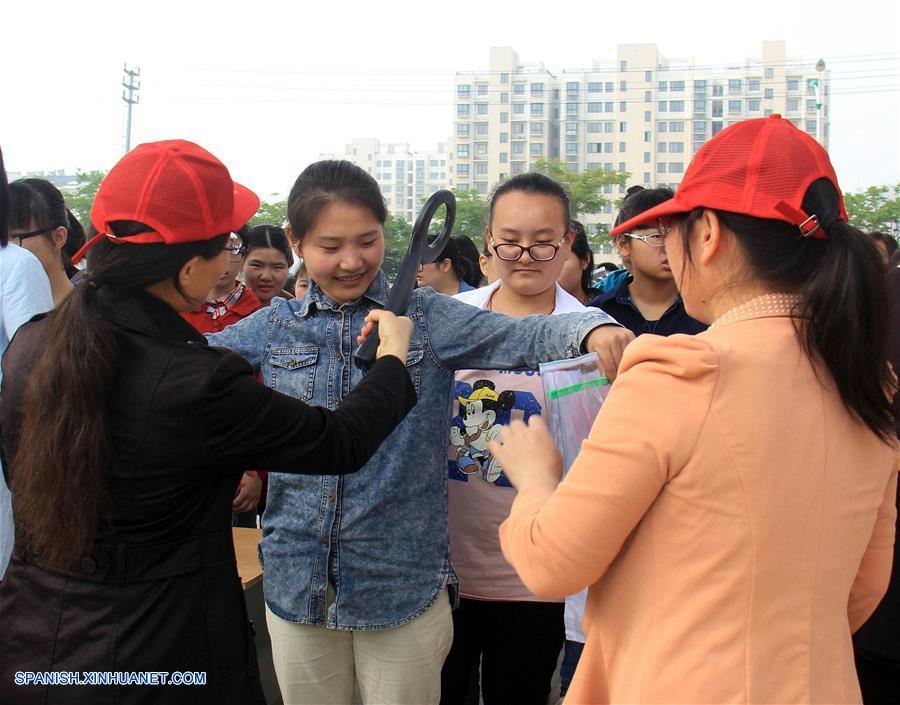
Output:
top-left (500, 295), bottom-right (898, 704)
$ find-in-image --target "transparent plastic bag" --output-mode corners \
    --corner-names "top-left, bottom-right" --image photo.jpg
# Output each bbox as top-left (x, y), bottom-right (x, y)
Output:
top-left (539, 354), bottom-right (611, 472)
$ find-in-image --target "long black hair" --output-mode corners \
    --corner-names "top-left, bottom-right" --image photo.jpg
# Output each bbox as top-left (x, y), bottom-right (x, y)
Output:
top-left (246, 224), bottom-right (293, 265)
top-left (675, 178), bottom-right (894, 442)
top-left (570, 221), bottom-right (595, 294)
top-left (13, 224), bottom-right (228, 569)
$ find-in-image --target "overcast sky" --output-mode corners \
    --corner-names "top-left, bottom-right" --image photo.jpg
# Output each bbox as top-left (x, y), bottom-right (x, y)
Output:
top-left (2, 0), bottom-right (897, 198)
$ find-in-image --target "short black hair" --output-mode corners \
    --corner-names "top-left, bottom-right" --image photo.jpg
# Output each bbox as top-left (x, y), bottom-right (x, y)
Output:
top-left (614, 185), bottom-right (675, 229)
top-left (488, 172), bottom-right (570, 230)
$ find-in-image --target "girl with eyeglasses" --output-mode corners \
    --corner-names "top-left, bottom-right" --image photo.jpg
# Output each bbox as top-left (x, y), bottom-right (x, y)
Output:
top-left (491, 116), bottom-right (898, 704)
top-left (587, 186), bottom-right (706, 338)
top-left (7, 178), bottom-right (86, 306)
top-left (440, 173), bottom-right (616, 705)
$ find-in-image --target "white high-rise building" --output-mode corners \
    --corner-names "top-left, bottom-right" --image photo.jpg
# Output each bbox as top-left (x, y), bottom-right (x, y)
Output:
top-left (451, 41), bottom-right (831, 232)
top-left (320, 138), bottom-right (451, 222)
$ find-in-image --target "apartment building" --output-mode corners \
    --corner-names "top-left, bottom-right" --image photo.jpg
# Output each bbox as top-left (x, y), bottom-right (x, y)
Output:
top-left (451, 41), bottom-right (830, 230)
top-left (320, 138), bottom-right (451, 222)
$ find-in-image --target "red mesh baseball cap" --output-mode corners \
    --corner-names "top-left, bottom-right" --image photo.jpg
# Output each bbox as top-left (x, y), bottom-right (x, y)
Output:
top-left (610, 115), bottom-right (847, 239)
top-left (73, 140), bottom-right (259, 261)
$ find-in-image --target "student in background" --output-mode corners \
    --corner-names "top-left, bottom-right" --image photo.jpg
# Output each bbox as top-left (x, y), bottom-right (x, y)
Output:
top-left (441, 173), bottom-right (583, 705)
top-left (244, 224), bottom-right (293, 305)
top-left (182, 227), bottom-right (262, 334)
top-left (208, 160), bottom-right (631, 705)
top-left (416, 236), bottom-right (475, 295)
top-left (7, 178), bottom-right (82, 306)
top-left (588, 186), bottom-right (706, 337)
top-left (292, 261), bottom-right (310, 299)
top-left (493, 116), bottom-right (898, 705)
top-left (0, 149), bottom-right (53, 581)
top-left (558, 221), bottom-right (599, 304)
top-left (452, 234), bottom-right (483, 288)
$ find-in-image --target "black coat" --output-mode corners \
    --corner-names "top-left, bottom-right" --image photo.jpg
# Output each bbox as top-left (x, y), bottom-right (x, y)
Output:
top-left (0, 285), bottom-right (415, 704)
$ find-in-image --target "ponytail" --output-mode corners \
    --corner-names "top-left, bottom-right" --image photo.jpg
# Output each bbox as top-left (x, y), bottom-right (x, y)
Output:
top-left (12, 226), bottom-right (228, 569)
top-left (677, 204), bottom-right (894, 442)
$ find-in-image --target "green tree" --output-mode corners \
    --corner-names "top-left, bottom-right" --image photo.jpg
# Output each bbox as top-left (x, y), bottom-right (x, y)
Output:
top-left (381, 214), bottom-right (413, 281)
top-left (843, 184), bottom-right (900, 237)
top-left (449, 189), bottom-right (487, 243)
top-left (63, 170), bottom-right (106, 226)
top-left (247, 197), bottom-right (287, 227)
top-left (535, 159), bottom-right (629, 253)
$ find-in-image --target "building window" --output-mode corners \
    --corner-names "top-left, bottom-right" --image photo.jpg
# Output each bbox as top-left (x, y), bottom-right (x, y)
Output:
top-left (645, 70), bottom-right (653, 82)
top-left (657, 162), bottom-right (666, 173)
top-left (728, 79), bottom-right (742, 94)
top-left (500, 132), bottom-right (508, 143)
top-left (765, 67), bottom-right (774, 80)
top-left (806, 99), bottom-right (818, 112)
top-left (644, 131), bottom-right (652, 142)
top-left (657, 121), bottom-right (668, 133)
top-left (566, 121), bottom-right (578, 136)
top-left (512, 122), bottom-right (525, 135)
top-left (531, 122), bottom-right (544, 136)
top-left (457, 144), bottom-right (469, 157)
top-left (500, 92), bottom-right (508, 104)
top-left (457, 104), bottom-right (470, 118)
top-left (787, 98), bottom-right (800, 112)
top-left (565, 142), bottom-right (578, 155)
top-left (475, 142), bottom-right (488, 156)
top-left (604, 142), bottom-right (613, 153)
top-left (620, 60), bottom-right (627, 71)
top-left (604, 102), bottom-right (614, 112)
top-left (658, 142), bottom-right (667, 153)
top-left (694, 79), bottom-right (707, 91)
top-left (671, 80), bottom-right (685, 92)
top-left (747, 99), bottom-right (760, 112)
top-left (669, 162), bottom-right (684, 173)
top-left (513, 103), bottom-right (525, 115)
top-left (458, 182), bottom-right (470, 190)
top-left (500, 152), bottom-right (509, 163)
top-left (588, 102), bottom-right (601, 113)
top-left (458, 84), bottom-right (471, 98)
top-left (620, 80), bottom-right (627, 91)
top-left (603, 162), bottom-right (613, 171)
top-left (694, 99), bottom-right (706, 113)
top-left (530, 142), bottom-right (544, 156)
top-left (457, 164), bottom-right (469, 177)
top-left (712, 84), bottom-right (724, 97)
top-left (588, 143), bottom-right (602, 153)
top-left (500, 72), bottom-right (509, 84)
top-left (748, 78), bottom-right (761, 92)
top-left (476, 103), bottom-right (488, 115)
top-left (669, 121), bottom-right (684, 132)
top-left (764, 88), bottom-right (774, 99)
top-left (456, 124), bottom-right (470, 137)
top-left (512, 142), bottom-right (525, 155)
top-left (476, 162), bottom-right (488, 175)
top-left (728, 99), bottom-right (741, 113)
top-left (620, 101), bottom-right (627, 112)
top-left (658, 101), bottom-right (668, 112)
top-left (567, 102), bottom-right (578, 114)
top-left (712, 120), bottom-right (723, 136)
top-left (619, 161), bottom-right (627, 172)
top-left (669, 142), bottom-right (684, 153)
top-left (500, 112), bottom-right (508, 124)
top-left (587, 122), bottom-right (601, 133)
top-left (531, 102), bottom-right (544, 116)
top-left (643, 172), bottom-right (651, 184)
top-left (477, 83), bottom-right (488, 96)
top-left (619, 141), bottom-right (626, 152)
top-left (644, 90), bottom-right (652, 102)
top-left (513, 82), bottom-right (526, 95)
top-left (476, 122), bottom-right (489, 135)
top-left (531, 82), bottom-right (544, 96)
top-left (693, 120), bottom-right (706, 133)
top-left (588, 82), bottom-right (601, 92)
top-left (619, 121), bottom-right (626, 132)
top-left (658, 81), bottom-right (668, 91)
top-left (670, 100), bottom-right (684, 112)
top-left (787, 77), bottom-right (801, 91)
top-left (645, 110), bottom-right (651, 122)
top-left (604, 122), bottom-right (614, 133)
top-left (567, 81), bottom-right (580, 94)
top-left (606, 81), bottom-right (614, 92)
top-left (643, 152), bottom-right (651, 163)
top-left (712, 101), bottom-right (723, 117)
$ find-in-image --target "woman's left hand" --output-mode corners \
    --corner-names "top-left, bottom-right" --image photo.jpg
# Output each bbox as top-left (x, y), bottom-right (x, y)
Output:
top-left (232, 472), bottom-right (263, 514)
top-left (487, 416), bottom-right (564, 494)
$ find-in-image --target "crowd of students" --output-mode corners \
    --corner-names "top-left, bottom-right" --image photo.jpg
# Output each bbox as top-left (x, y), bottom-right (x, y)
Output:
top-left (0, 113), bottom-right (897, 705)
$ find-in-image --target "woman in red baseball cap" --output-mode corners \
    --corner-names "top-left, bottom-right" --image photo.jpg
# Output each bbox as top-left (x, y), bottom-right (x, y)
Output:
top-left (489, 116), bottom-right (897, 704)
top-left (0, 140), bottom-right (417, 704)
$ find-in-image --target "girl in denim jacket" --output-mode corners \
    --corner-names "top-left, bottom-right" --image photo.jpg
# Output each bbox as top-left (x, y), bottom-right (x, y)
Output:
top-left (209, 160), bottom-right (631, 705)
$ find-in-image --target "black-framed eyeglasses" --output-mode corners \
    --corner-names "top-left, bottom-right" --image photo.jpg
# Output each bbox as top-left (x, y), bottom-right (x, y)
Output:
top-left (224, 233), bottom-right (246, 257)
top-left (488, 233), bottom-right (567, 262)
top-left (10, 226), bottom-right (55, 245)
top-left (621, 218), bottom-right (672, 248)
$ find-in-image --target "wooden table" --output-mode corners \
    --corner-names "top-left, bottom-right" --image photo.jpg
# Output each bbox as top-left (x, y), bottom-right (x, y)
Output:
top-left (232, 527), bottom-right (263, 589)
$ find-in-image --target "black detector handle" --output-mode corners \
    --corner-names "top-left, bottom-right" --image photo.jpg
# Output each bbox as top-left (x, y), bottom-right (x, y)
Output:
top-left (354, 189), bottom-right (456, 367)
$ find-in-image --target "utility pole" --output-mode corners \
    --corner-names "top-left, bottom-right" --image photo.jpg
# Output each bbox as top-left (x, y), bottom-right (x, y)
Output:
top-left (122, 65), bottom-right (141, 153)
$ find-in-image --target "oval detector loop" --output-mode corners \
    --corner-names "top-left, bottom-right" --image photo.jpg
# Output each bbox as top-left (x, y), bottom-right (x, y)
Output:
top-left (354, 190), bottom-right (457, 368)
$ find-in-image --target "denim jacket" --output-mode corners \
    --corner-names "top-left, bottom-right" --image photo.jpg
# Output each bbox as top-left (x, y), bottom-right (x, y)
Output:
top-left (209, 271), bottom-right (618, 629)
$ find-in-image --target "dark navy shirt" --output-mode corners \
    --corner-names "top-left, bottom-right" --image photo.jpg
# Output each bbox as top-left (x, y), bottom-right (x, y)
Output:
top-left (587, 274), bottom-right (707, 337)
